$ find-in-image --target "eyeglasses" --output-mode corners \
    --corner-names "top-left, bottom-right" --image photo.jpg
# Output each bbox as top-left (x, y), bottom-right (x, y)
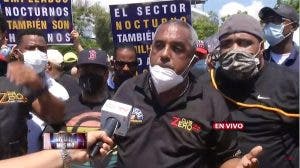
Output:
top-left (114, 60), bottom-right (139, 68)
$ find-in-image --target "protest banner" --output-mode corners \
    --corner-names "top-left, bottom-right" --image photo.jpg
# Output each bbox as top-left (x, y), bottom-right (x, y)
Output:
top-left (0, 0), bottom-right (73, 45)
top-left (110, 0), bottom-right (191, 72)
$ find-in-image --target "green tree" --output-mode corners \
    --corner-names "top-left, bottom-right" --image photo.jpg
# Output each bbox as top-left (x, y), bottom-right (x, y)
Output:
top-left (277, 0), bottom-right (299, 12)
top-left (52, 0), bottom-right (111, 54)
top-left (192, 13), bottom-right (218, 40)
top-left (94, 6), bottom-right (114, 55)
top-left (220, 10), bottom-right (248, 23)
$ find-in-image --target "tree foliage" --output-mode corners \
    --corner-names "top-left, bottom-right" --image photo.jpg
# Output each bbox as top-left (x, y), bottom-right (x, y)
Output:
top-left (94, 6), bottom-right (114, 55)
top-left (220, 10), bottom-right (248, 23)
top-left (192, 12), bottom-right (218, 40)
top-left (52, 0), bottom-right (113, 55)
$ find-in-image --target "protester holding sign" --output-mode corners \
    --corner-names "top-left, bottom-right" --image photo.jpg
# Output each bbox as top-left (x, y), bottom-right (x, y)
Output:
top-left (1, 0), bottom-right (73, 45)
top-left (110, 0), bottom-right (191, 73)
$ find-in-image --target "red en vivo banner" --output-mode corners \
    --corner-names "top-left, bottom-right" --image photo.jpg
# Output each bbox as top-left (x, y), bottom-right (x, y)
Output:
top-left (0, 0), bottom-right (73, 45)
top-left (109, 0), bottom-right (191, 72)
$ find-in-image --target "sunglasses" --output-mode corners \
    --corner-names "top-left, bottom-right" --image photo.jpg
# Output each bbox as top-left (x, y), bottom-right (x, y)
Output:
top-left (114, 60), bottom-right (139, 68)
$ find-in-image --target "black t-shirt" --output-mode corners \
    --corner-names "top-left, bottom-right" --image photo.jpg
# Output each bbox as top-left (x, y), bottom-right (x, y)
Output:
top-left (64, 93), bottom-right (108, 122)
top-left (62, 87), bottom-right (111, 167)
top-left (264, 44), bottom-right (299, 72)
top-left (0, 77), bottom-right (35, 159)
top-left (45, 87), bottom-right (111, 133)
top-left (56, 73), bottom-right (80, 98)
top-left (113, 72), bottom-right (239, 168)
top-left (213, 62), bottom-right (299, 168)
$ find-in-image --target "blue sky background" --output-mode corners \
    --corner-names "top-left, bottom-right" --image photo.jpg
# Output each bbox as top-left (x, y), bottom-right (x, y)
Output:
top-left (204, 0), bottom-right (277, 13)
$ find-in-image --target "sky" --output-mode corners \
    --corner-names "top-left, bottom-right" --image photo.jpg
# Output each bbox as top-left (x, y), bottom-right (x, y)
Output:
top-left (205, 0), bottom-right (276, 16)
top-left (75, 0), bottom-right (298, 44)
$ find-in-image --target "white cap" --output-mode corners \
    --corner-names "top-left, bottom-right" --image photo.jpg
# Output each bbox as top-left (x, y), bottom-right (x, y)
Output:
top-left (47, 49), bottom-right (63, 66)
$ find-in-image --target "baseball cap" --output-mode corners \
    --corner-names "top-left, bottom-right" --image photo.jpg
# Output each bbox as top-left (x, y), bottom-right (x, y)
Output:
top-left (195, 40), bottom-right (208, 59)
top-left (77, 49), bottom-right (108, 67)
top-left (219, 14), bottom-right (263, 40)
top-left (47, 49), bottom-right (63, 66)
top-left (259, 4), bottom-right (299, 24)
top-left (63, 52), bottom-right (78, 63)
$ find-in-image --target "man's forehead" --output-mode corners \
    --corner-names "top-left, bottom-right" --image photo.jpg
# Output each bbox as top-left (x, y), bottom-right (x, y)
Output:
top-left (21, 35), bottom-right (46, 45)
top-left (116, 49), bottom-right (136, 59)
top-left (154, 24), bottom-right (190, 42)
top-left (156, 24), bottom-right (189, 35)
top-left (220, 32), bottom-right (257, 41)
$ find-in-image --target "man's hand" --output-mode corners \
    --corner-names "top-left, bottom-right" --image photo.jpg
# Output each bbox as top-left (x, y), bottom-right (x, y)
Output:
top-left (237, 146), bottom-right (263, 168)
top-left (220, 146), bottom-right (263, 168)
top-left (70, 131), bottom-right (114, 164)
top-left (70, 30), bottom-right (80, 42)
top-left (70, 30), bottom-right (84, 52)
top-left (7, 62), bottom-right (43, 90)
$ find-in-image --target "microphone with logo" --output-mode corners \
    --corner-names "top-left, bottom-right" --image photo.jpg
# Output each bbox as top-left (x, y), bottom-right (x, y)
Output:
top-left (89, 99), bottom-right (132, 158)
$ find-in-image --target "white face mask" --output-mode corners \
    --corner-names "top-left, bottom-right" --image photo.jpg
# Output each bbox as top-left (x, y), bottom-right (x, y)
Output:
top-left (23, 49), bottom-right (48, 73)
top-left (149, 55), bottom-right (196, 93)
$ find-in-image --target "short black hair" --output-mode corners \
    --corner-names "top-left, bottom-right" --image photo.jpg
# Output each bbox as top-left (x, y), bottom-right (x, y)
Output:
top-left (16, 28), bottom-right (46, 45)
top-left (113, 43), bottom-right (136, 59)
top-left (0, 13), bottom-right (8, 33)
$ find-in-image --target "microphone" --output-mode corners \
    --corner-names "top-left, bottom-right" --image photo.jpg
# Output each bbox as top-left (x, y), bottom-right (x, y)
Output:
top-left (89, 99), bottom-right (132, 157)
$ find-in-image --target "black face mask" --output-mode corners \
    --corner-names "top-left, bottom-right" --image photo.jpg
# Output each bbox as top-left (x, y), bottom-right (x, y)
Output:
top-left (79, 74), bottom-right (104, 95)
top-left (114, 71), bottom-right (135, 85)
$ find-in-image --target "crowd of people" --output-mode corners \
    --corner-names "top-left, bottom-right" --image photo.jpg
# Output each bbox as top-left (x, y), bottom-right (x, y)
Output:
top-left (0, 3), bottom-right (298, 168)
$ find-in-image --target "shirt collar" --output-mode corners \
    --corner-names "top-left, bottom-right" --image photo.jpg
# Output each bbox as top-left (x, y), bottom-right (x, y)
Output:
top-left (134, 71), bottom-right (203, 110)
top-left (267, 42), bottom-right (299, 65)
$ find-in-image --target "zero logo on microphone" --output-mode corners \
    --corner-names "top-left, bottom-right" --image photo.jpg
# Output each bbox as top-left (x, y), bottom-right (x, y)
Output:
top-left (130, 107), bottom-right (144, 124)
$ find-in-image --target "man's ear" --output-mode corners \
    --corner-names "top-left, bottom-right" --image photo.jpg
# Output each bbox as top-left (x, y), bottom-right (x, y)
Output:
top-left (259, 41), bottom-right (265, 56)
top-left (291, 22), bottom-right (299, 32)
top-left (9, 46), bottom-right (22, 62)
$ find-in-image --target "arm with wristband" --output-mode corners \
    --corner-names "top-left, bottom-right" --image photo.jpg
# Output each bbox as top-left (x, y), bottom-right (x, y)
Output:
top-left (0, 131), bottom-right (113, 168)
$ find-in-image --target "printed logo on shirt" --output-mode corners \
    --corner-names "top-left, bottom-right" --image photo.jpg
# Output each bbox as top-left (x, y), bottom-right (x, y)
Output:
top-left (0, 91), bottom-right (28, 104)
top-left (212, 121), bottom-right (244, 130)
top-left (130, 107), bottom-right (144, 124)
top-left (257, 94), bottom-right (271, 100)
top-left (170, 116), bottom-right (201, 133)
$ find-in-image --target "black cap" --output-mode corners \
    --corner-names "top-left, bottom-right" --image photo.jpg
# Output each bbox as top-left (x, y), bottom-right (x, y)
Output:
top-left (219, 14), bottom-right (263, 40)
top-left (77, 49), bottom-right (108, 67)
top-left (259, 4), bottom-right (299, 24)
